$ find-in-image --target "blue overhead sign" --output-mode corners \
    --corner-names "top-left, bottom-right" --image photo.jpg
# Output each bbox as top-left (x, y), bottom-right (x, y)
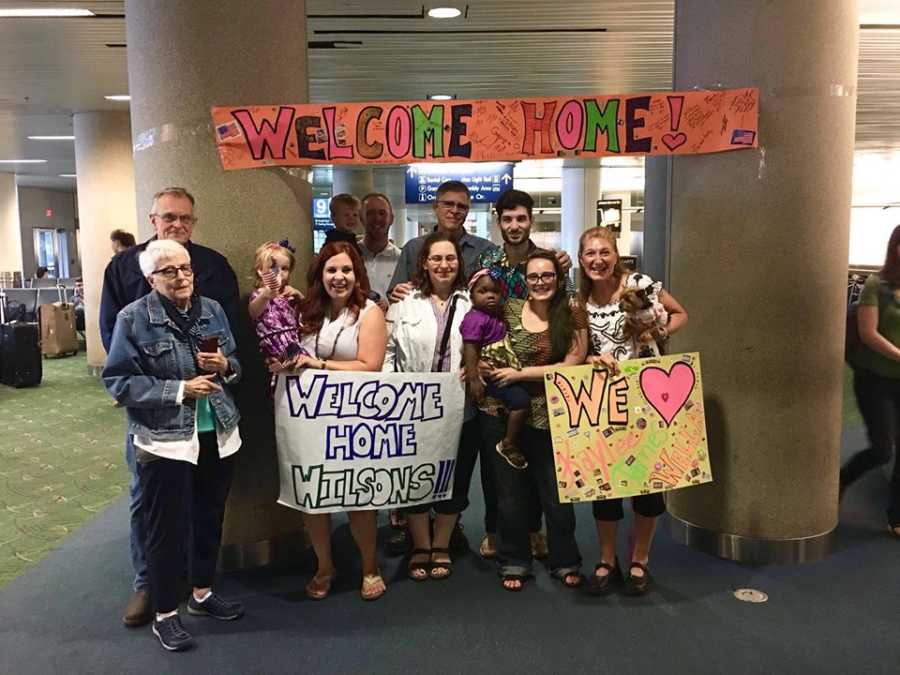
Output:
top-left (405, 163), bottom-right (514, 204)
top-left (312, 196), bottom-right (332, 231)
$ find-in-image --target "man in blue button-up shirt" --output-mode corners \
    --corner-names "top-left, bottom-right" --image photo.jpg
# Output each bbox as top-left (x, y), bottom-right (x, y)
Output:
top-left (387, 180), bottom-right (497, 300)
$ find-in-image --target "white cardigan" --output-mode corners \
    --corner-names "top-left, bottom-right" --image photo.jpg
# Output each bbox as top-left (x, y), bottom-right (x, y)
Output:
top-left (383, 289), bottom-right (474, 421)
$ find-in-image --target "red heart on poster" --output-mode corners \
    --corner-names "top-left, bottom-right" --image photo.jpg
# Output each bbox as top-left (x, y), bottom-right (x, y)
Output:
top-left (639, 362), bottom-right (695, 426)
top-left (662, 132), bottom-right (687, 151)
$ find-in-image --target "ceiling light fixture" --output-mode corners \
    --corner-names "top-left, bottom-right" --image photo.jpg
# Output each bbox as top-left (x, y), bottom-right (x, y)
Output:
top-left (59, 174), bottom-right (77, 178)
top-left (104, 94), bottom-right (130, 101)
top-left (427, 7), bottom-right (462, 19)
top-left (0, 159), bottom-right (47, 164)
top-left (0, 8), bottom-right (95, 17)
top-left (428, 94), bottom-right (455, 101)
top-left (27, 135), bottom-right (75, 141)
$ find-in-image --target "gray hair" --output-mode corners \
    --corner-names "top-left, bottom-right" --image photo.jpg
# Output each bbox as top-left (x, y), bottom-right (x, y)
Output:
top-left (138, 240), bottom-right (190, 277)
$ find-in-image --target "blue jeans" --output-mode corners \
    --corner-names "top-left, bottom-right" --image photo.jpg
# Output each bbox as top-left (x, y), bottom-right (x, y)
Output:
top-left (125, 433), bottom-right (149, 591)
top-left (482, 415), bottom-right (579, 577)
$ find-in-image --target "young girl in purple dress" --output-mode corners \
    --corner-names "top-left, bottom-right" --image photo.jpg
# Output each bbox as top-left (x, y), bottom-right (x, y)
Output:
top-left (461, 269), bottom-right (531, 470)
top-left (248, 241), bottom-right (307, 389)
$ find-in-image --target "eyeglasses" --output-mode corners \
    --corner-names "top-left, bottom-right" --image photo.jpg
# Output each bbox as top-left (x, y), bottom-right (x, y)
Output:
top-left (436, 199), bottom-right (470, 213)
top-left (152, 264), bottom-right (194, 279)
top-left (152, 212), bottom-right (197, 225)
top-left (427, 254), bottom-right (458, 265)
top-left (525, 271), bottom-right (557, 284)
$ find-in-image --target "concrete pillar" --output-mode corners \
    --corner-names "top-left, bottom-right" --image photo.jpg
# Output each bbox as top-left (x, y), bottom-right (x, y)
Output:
top-left (333, 167), bottom-right (374, 201)
top-left (373, 166), bottom-right (409, 245)
top-left (642, 156), bottom-right (670, 283)
top-left (126, 0), bottom-right (311, 569)
top-left (0, 173), bottom-right (23, 280)
top-left (73, 112), bottom-right (138, 372)
top-left (666, 1), bottom-right (859, 563)
top-left (561, 163), bottom-right (601, 260)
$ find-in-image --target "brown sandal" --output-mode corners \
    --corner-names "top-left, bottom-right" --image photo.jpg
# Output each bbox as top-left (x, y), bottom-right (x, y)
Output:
top-left (305, 572), bottom-right (337, 600)
top-left (361, 572), bottom-right (386, 601)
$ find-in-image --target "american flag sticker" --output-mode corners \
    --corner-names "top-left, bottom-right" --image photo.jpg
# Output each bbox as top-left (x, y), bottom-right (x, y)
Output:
top-left (731, 129), bottom-right (756, 145)
top-left (217, 121), bottom-right (242, 141)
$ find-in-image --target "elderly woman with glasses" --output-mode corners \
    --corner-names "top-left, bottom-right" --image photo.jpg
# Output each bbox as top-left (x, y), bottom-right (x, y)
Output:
top-left (383, 231), bottom-right (475, 581)
top-left (103, 239), bottom-right (243, 653)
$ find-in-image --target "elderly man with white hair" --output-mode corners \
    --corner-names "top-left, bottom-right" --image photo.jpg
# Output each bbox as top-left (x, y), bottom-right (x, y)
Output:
top-left (103, 239), bottom-right (244, 653)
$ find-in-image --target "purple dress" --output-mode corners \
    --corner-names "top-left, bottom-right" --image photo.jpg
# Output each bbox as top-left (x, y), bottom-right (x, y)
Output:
top-left (250, 290), bottom-right (303, 360)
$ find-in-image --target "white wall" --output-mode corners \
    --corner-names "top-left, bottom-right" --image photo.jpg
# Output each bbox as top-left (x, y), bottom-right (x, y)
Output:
top-left (17, 186), bottom-right (80, 278)
top-left (0, 173), bottom-right (23, 276)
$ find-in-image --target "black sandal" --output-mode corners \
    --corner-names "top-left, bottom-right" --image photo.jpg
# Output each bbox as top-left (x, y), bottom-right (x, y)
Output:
top-left (407, 548), bottom-right (431, 581)
top-left (623, 561), bottom-right (652, 596)
top-left (552, 569), bottom-right (584, 589)
top-left (584, 559), bottom-right (620, 596)
top-left (500, 574), bottom-right (530, 592)
top-left (429, 547), bottom-right (453, 580)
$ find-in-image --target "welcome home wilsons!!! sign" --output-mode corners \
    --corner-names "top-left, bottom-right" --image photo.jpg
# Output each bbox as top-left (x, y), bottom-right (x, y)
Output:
top-left (211, 88), bottom-right (759, 169)
top-left (274, 371), bottom-right (465, 514)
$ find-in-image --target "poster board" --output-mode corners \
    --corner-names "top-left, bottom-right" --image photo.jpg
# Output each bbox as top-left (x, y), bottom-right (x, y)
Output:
top-left (274, 370), bottom-right (465, 514)
top-left (544, 352), bottom-right (712, 503)
top-left (211, 88), bottom-right (759, 169)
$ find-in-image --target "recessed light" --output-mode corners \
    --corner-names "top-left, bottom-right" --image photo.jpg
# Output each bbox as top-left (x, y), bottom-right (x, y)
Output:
top-left (0, 8), bottom-right (95, 17)
top-left (427, 7), bottom-right (462, 19)
top-left (59, 174), bottom-right (77, 178)
top-left (27, 135), bottom-right (75, 141)
top-left (104, 95), bottom-right (130, 101)
top-left (0, 159), bottom-right (47, 164)
top-left (428, 94), bottom-right (455, 101)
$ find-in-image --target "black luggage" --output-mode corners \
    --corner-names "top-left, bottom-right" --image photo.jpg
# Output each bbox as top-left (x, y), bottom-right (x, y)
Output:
top-left (0, 290), bottom-right (42, 388)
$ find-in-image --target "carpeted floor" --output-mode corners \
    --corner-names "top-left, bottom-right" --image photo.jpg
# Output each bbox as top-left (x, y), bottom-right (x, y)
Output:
top-left (0, 352), bottom-right (127, 588)
top-left (1, 360), bottom-right (898, 674)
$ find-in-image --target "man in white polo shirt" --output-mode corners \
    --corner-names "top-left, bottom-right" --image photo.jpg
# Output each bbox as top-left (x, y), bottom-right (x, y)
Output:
top-left (359, 192), bottom-right (401, 312)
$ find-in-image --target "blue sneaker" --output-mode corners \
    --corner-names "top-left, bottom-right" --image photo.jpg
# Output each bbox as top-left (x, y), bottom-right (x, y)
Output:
top-left (152, 614), bottom-right (194, 652)
top-left (187, 592), bottom-right (244, 621)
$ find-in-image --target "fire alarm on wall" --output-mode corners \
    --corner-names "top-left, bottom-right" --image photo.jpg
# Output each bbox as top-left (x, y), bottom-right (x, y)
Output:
top-left (45, 208), bottom-right (53, 218)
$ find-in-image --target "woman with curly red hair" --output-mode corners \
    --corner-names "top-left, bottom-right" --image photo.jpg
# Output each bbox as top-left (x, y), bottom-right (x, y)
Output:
top-left (289, 241), bottom-right (389, 601)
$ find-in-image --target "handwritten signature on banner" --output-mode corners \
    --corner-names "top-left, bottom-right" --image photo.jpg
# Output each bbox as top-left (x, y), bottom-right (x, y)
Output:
top-left (273, 370), bottom-right (465, 514)
top-left (210, 88), bottom-right (759, 170)
top-left (544, 352), bottom-right (712, 504)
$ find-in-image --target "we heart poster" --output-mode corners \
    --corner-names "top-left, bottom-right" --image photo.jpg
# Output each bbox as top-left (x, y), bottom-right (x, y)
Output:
top-left (544, 352), bottom-right (712, 503)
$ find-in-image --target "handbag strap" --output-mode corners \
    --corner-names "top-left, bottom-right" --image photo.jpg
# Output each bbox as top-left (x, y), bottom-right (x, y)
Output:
top-left (436, 294), bottom-right (459, 372)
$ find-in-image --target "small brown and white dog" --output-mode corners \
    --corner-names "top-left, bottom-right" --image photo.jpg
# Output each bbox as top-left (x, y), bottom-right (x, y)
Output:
top-left (618, 284), bottom-right (668, 357)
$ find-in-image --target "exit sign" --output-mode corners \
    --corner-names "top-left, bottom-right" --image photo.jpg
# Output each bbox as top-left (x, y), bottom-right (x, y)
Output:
top-left (45, 208), bottom-right (53, 218)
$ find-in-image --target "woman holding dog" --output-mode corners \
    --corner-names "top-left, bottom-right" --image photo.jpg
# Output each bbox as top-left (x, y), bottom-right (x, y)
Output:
top-left (578, 226), bottom-right (687, 595)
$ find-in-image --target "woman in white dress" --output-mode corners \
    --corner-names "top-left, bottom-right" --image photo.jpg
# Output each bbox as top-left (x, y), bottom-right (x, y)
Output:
top-left (292, 240), bottom-right (388, 601)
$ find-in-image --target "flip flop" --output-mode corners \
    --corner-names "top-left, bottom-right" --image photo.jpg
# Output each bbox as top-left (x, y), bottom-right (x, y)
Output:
top-left (361, 572), bottom-right (386, 601)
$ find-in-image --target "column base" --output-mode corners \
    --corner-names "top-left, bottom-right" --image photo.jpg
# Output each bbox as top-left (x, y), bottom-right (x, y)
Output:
top-left (669, 516), bottom-right (835, 565)
top-left (217, 529), bottom-right (309, 573)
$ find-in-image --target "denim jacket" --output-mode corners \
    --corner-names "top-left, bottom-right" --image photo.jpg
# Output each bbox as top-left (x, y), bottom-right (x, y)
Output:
top-left (103, 291), bottom-right (242, 441)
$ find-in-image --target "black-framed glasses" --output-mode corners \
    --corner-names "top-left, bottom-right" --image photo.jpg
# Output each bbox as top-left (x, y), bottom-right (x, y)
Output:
top-left (525, 271), bottom-right (557, 284)
top-left (436, 199), bottom-right (470, 213)
top-left (152, 264), bottom-right (194, 279)
top-left (152, 212), bottom-right (196, 225)
top-left (427, 254), bottom-right (458, 265)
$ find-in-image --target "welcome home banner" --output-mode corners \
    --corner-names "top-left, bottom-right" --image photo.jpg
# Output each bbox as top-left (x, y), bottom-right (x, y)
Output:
top-left (211, 88), bottom-right (759, 169)
top-left (274, 370), bottom-right (465, 514)
top-left (544, 353), bottom-right (712, 504)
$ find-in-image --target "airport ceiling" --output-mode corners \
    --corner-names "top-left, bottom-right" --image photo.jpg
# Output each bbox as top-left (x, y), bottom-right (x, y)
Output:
top-left (0, 0), bottom-right (898, 191)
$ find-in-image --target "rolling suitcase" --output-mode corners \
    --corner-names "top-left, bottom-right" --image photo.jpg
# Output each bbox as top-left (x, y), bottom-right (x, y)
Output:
top-left (39, 285), bottom-right (78, 357)
top-left (0, 290), bottom-right (42, 388)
